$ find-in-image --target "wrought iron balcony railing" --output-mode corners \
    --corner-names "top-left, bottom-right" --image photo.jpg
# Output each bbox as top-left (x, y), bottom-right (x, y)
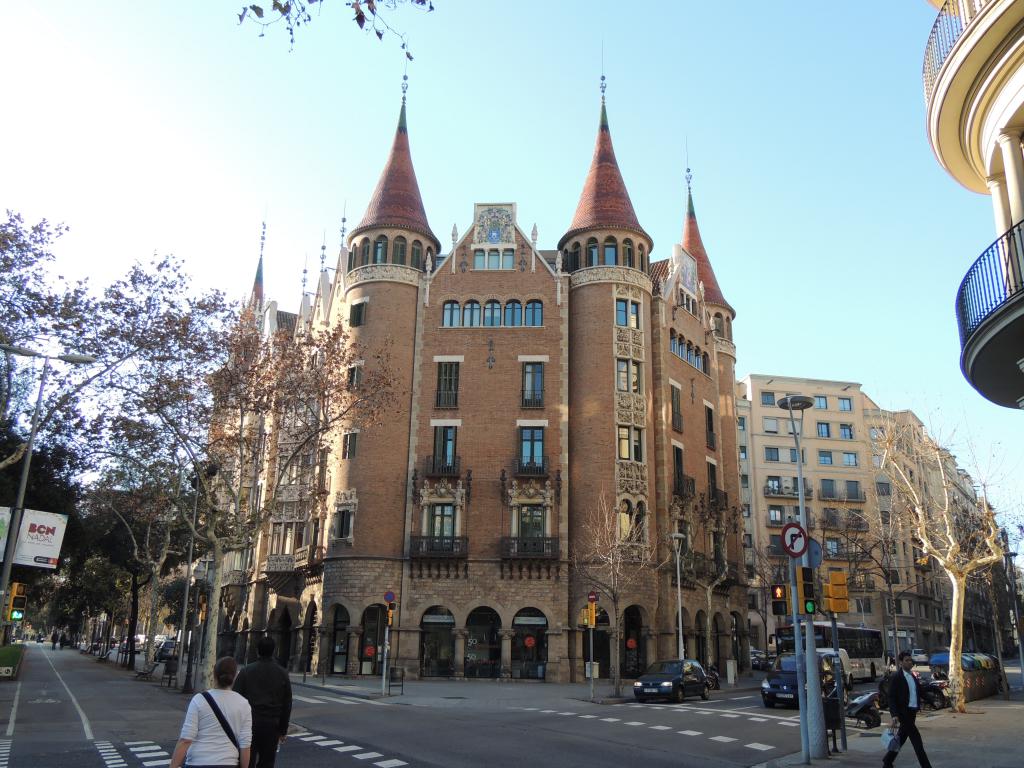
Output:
top-left (956, 220), bottom-right (1024, 347)
top-left (515, 456), bottom-right (549, 477)
top-left (423, 455), bottom-right (460, 477)
top-left (763, 484), bottom-right (813, 500)
top-left (409, 535), bottom-right (469, 558)
top-left (673, 474), bottom-right (696, 500)
top-left (819, 487), bottom-right (866, 503)
top-left (262, 553), bottom-right (296, 572)
top-left (500, 536), bottom-right (558, 558)
top-left (706, 430), bottom-right (717, 450)
top-left (435, 390), bottom-right (458, 408)
top-left (923, 0), bottom-right (995, 110)
top-left (521, 389), bottom-right (544, 408)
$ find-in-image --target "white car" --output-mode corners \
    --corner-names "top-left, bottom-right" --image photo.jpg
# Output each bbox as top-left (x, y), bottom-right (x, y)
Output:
top-left (911, 648), bottom-right (929, 665)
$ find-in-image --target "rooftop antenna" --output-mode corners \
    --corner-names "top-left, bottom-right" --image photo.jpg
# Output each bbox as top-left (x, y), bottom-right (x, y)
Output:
top-left (340, 201), bottom-right (348, 244)
top-left (685, 138), bottom-right (692, 192)
top-left (320, 231), bottom-right (327, 271)
top-left (600, 40), bottom-right (606, 102)
top-left (301, 253), bottom-right (309, 294)
top-left (402, 55), bottom-right (409, 104)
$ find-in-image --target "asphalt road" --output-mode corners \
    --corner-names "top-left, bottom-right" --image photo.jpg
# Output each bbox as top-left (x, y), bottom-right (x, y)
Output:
top-left (0, 644), bottom-right (835, 768)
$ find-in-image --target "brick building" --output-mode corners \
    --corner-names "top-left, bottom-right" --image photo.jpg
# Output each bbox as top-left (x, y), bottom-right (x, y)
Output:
top-left (227, 90), bottom-right (748, 683)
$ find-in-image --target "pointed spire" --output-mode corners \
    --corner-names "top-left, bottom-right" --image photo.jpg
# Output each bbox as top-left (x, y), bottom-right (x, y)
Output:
top-left (351, 80), bottom-right (439, 251)
top-left (681, 175), bottom-right (733, 315)
top-left (251, 221), bottom-right (266, 311)
top-left (559, 85), bottom-right (651, 249)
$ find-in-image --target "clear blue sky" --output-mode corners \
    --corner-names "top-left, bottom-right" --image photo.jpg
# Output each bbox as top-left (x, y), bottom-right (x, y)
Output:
top-left (2, 2), bottom-right (1021, 526)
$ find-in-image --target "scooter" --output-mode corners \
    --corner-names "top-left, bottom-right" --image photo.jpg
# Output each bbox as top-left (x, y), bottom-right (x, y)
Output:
top-left (846, 690), bottom-right (882, 728)
top-left (920, 678), bottom-right (949, 710)
top-left (705, 664), bottom-right (721, 691)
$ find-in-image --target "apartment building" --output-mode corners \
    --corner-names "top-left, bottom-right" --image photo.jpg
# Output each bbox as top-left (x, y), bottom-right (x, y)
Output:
top-left (921, 0), bottom-right (1024, 408)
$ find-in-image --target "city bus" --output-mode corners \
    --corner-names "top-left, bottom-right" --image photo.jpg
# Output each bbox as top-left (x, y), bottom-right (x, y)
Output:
top-left (775, 623), bottom-right (884, 682)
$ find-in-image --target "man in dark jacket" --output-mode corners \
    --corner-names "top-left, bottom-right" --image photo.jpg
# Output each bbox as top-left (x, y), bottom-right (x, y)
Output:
top-left (882, 651), bottom-right (933, 768)
top-left (233, 636), bottom-right (293, 768)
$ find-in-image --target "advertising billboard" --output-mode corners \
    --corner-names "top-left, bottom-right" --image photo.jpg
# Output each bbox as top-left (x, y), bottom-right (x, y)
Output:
top-left (0, 508), bottom-right (69, 569)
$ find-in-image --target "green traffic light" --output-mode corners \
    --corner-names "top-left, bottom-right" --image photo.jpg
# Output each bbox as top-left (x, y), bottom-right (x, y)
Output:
top-left (9, 609), bottom-right (24, 621)
top-left (804, 600), bottom-right (816, 614)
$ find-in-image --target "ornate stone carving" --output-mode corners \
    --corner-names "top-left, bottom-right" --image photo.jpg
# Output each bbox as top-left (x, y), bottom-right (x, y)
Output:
top-left (715, 338), bottom-right (737, 359)
top-left (614, 392), bottom-right (646, 427)
top-left (473, 205), bottom-right (515, 245)
top-left (616, 460), bottom-right (648, 496)
top-left (270, 499), bottom-right (309, 523)
top-left (346, 263), bottom-right (420, 291)
top-left (569, 266), bottom-right (652, 294)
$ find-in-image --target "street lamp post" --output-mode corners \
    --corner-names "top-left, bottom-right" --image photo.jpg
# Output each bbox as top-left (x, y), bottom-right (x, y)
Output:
top-left (0, 344), bottom-right (96, 644)
top-left (1001, 529), bottom-right (1024, 690)
top-left (779, 395), bottom-right (827, 760)
top-left (671, 532), bottom-right (686, 658)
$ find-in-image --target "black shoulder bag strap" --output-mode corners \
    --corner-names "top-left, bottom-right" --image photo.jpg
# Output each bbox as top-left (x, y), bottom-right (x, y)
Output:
top-left (201, 691), bottom-right (240, 756)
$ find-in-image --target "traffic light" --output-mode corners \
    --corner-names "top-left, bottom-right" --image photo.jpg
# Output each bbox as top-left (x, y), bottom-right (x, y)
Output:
top-left (587, 600), bottom-right (597, 628)
top-left (823, 572), bottom-right (849, 614)
top-left (770, 584), bottom-right (789, 616)
top-left (387, 601), bottom-right (397, 626)
top-left (797, 566), bottom-right (816, 614)
top-left (8, 583), bottom-right (26, 622)
top-left (198, 593), bottom-right (208, 622)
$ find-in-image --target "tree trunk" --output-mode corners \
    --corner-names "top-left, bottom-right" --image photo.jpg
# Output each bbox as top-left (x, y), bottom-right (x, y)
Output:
top-left (610, 598), bottom-right (622, 697)
top-left (145, 570), bottom-right (161, 666)
top-left (704, 585), bottom-right (715, 668)
top-left (200, 540), bottom-right (224, 691)
top-left (947, 573), bottom-right (967, 713)
top-left (126, 572), bottom-right (139, 669)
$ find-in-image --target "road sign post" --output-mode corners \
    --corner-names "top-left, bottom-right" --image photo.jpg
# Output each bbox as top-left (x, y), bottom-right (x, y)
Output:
top-left (588, 590), bottom-right (598, 702)
top-left (382, 590), bottom-right (395, 696)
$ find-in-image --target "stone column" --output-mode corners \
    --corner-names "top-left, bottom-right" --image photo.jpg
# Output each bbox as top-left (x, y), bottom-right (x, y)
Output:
top-left (987, 174), bottom-right (1012, 234)
top-left (997, 130), bottom-right (1024, 225)
top-left (499, 629), bottom-right (515, 679)
top-left (394, 627), bottom-right (422, 679)
top-left (346, 626), bottom-right (363, 675)
top-left (454, 629), bottom-right (468, 679)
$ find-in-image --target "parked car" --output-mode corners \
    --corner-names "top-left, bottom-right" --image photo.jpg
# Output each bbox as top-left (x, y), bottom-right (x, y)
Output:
top-left (633, 659), bottom-right (710, 703)
top-left (750, 649), bottom-right (769, 670)
top-left (911, 648), bottom-right (929, 665)
top-left (156, 640), bottom-right (177, 662)
top-left (761, 650), bottom-right (843, 708)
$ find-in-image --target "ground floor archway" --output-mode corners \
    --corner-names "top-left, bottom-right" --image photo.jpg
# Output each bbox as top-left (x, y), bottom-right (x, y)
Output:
top-left (511, 608), bottom-right (547, 679)
top-left (331, 605), bottom-right (350, 674)
top-left (360, 604), bottom-right (387, 675)
top-left (621, 605), bottom-right (645, 678)
top-left (420, 606), bottom-right (456, 677)
top-left (465, 607), bottom-right (501, 678)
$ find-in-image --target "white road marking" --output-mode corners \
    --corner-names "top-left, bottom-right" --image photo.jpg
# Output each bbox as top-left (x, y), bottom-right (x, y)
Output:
top-left (374, 760), bottom-right (408, 768)
top-left (4, 683), bottom-right (19, 736)
top-left (557, 712), bottom-right (577, 716)
top-left (748, 717), bottom-right (768, 722)
top-left (721, 713), bottom-right (740, 718)
top-left (710, 735), bottom-right (737, 743)
top-left (315, 696), bottom-right (358, 705)
top-left (678, 730), bottom-right (702, 736)
top-left (600, 717), bottom-right (620, 722)
top-left (780, 721), bottom-right (800, 726)
top-left (745, 743), bottom-right (775, 751)
top-left (288, 731), bottom-right (312, 737)
top-left (124, 741), bottom-right (153, 745)
top-left (129, 746), bottom-right (163, 752)
top-left (317, 740), bottom-right (344, 747)
top-left (334, 745), bottom-right (363, 752)
top-left (649, 725), bottom-right (671, 730)
top-left (300, 734), bottom-right (326, 741)
top-left (354, 753), bottom-right (383, 760)
top-left (143, 760), bottom-right (170, 766)
top-left (624, 721), bottom-right (645, 726)
top-left (728, 696), bottom-right (754, 700)
top-left (39, 652), bottom-right (92, 740)
top-left (522, 707), bottom-right (538, 711)
top-left (578, 715), bottom-right (599, 719)
top-left (293, 695), bottom-right (326, 703)
top-left (540, 709), bottom-right (556, 713)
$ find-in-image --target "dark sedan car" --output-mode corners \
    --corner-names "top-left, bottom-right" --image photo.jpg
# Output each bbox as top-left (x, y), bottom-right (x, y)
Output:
top-left (633, 659), bottom-right (710, 703)
top-left (761, 651), bottom-right (839, 708)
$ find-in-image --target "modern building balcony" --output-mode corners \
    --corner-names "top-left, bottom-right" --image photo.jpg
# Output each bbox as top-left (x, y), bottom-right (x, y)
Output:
top-left (409, 535), bottom-right (469, 558)
top-left (521, 388), bottom-right (544, 408)
top-left (515, 456), bottom-right (549, 477)
top-left (435, 390), bottom-right (458, 409)
top-left (923, 0), bottom-right (1024, 191)
top-left (763, 483), bottom-right (813, 500)
top-left (819, 487), bottom-right (866, 503)
top-left (956, 220), bottom-right (1024, 408)
top-left (673, 474), bottom-right (696, 501)
top-left (423, 455), bottom-right (461, 477)
top-left (500, 536), bottom-right (558, 559)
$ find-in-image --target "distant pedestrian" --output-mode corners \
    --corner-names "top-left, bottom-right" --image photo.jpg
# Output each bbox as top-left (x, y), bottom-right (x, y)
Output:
top-left (59, 632), bottom-right (67, 649)
top-left (233, 636), bottom-right (293, 768)
top-left (882, 651), bottom-right (933, 768)
top-left (169, 656), bottom-right (252, 768)
top-left (50, 630), bottom-right (58, 650)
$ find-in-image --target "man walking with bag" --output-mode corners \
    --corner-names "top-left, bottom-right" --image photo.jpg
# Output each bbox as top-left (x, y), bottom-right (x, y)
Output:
top-left (233, 636), bottom-right (293, 768)
top-left (882, 651), bottom-right (933, 768)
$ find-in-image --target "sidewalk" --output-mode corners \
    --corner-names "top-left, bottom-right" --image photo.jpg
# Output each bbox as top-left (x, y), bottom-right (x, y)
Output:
top-left (288, 670), bottom-right (766, 707)
top-left (759, 688), bottom-right (1024, 768)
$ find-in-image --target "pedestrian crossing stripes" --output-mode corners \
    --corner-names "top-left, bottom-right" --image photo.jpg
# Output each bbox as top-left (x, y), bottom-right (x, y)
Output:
top-left (123, 740), bottom-right (171, 766)
top-left (0, 739), bottom-right (11, 768)
top-left (293, 693), bottom-right (382, 706)
top-left (94, 740), bottom-right (127, 768)
top-left (288, 730), bottom-right (407, 766)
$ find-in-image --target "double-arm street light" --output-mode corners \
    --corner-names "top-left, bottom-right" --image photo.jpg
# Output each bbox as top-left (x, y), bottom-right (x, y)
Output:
top-left (0, 343), bottom-right (97, 643)
top-left (778, 394), bottom-right (827, 761)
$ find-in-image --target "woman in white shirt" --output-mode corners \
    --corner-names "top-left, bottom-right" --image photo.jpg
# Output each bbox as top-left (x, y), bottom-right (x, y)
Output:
top-left (170, 656), bottom-right (252, 768)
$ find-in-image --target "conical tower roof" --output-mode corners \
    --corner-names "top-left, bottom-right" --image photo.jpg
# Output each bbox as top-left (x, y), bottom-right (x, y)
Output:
top-left (559, 101), bottom-right (651, 250)
top-left (682, 187), bottom-right (733, 316)
top-left (351, 100), bottom-right (439, 251)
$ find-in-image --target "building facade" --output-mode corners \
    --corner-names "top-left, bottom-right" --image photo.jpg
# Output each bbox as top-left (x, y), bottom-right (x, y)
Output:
top-left (223, 92), bottom-right (748, 682)
top-left (922, 0), bottom-right (1024, 407)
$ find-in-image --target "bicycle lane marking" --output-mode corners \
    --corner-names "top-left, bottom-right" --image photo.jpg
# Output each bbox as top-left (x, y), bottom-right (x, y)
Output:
top-left (4, 682), bottom-right (19, 737)
top-left (41, 648), bottom-right (93, 740)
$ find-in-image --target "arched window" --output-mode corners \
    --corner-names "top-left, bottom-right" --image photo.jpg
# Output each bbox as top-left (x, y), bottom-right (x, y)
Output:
top-left (393, 236), bottom-right (407, 265)
top-left (373, 236), bottom-right (388, 264)
top-left (360, 238), bottom-right (370, 266)
top-left (623, 239), bottom-right (634, 269)
top-left (686, 342), bottom-right (695, 366)
top-left (411, 241), bottom-right (423, 269)
top-left (347, 246), bottom-right (356, 272)
top-left (483, 300), bottom-right (501, 327)
top-left (442, 301), bottom-right (460, 327)
top-left (586, 238), bottom-right (599, 267)
top-left (504, 300), bottom-right (523, 327)
top-left (618, 499), bottom-right (633, 540)
top-left (725, 317), bottom-right (732, 341)
top-left (524, 300), bottom-right (543, 327)
top-left (694, 346), bottom-right (703, 372)
top-left (463, 300), bottom-right (481, 327)
top-left (703, 352), bottom-right (710, 372)
top-left (638, 244), bottom-right (646, 272)
top-left (670, 331), bottom-right (679, 357)
top-left (632, 502), bottom-right (647, 543)
top-left (603, 237), bottom-right (618, 266)
top-left (571, 242), bottom-right (581, 272)
top-left (713, 313), bottom-right (724, 335)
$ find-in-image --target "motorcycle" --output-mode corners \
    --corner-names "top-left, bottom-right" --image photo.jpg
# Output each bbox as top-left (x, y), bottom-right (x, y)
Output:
top-left (921, 678), bottom-right (949, 710)
top-left (846, 690), bottom-right (882, 728)
top-left (705, 664), bottom-right (721, 691)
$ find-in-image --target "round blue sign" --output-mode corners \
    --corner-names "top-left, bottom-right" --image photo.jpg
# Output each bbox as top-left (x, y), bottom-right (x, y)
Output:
top-left (384, 590), bottom-right (395, 603)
